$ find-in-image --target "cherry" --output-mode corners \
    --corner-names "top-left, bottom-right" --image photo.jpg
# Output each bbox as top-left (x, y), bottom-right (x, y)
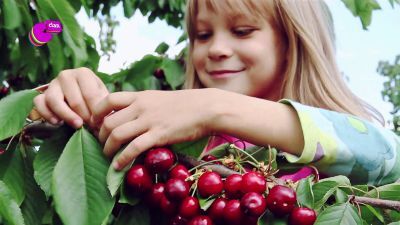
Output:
top-left (170, 215), bottom-right (188, 225)
top-left (224, 174), bottom-right (243, 199)
top-left (179, 196), bottom-right (200, 219)
top-left (160, 194), bottom-right (178, 216)
top-left (266, 185), bottom-right (297, 217)
top-left (241, 172), bottom-right (266, 194)
top-left (201, 154), bottom-right (222, 164)
top-left (207, 197), bottom-right (228, 223)
top-left (125, 164), bottom-right (153, 194)
top-left (144, 147), bottom-right (175, 174)
top-left (169, 164), bottom-right (192, 185)
top-left (288, 207), bottom-right (317, 225)
top-left (153, 68), bottom-right (165, 79)
top-left (197, 171), bottom-right (224, 198)
top-left (223, 199), bottom-right (243, 225)
top-left (165, 178), bottom-right (190, 201)
top-left (145, 183), bottom-right (165, 208)
top-left (0, 148), bottom-right (5, 155)
top-left (0, 86), bottom-right (9, 97)
top-left (240, 192), bottom-right (267, 217)
top-left (188, 215), bottom-right (213, 225)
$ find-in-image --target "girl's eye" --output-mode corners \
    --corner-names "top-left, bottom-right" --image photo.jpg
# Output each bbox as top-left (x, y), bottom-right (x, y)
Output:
top-left (195, 32), bottom-right (212, 40)
top-left (232, 28), bottom-right (255, 37)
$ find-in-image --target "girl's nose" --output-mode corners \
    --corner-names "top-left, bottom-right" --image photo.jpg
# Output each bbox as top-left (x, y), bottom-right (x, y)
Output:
top-left (208, 34), bottom-right (233, 61)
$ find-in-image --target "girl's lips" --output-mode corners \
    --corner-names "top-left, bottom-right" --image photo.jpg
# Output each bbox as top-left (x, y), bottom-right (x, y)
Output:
top-left (208, 69), bottom-right (245, 78)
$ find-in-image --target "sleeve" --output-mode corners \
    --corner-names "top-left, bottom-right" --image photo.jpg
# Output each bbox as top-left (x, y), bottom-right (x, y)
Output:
top-left (278, 99), bottom-right (400, 186)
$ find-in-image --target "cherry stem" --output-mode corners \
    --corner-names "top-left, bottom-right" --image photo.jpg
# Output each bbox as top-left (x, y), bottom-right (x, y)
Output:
top-left (177, 153), bottom-right (239, 177)
top-left (229, 144), bottom-right (259, 165)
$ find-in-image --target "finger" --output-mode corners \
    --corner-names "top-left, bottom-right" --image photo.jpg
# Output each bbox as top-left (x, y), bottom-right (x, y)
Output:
top-left (59, 74), bottom-right (91, 122)
top-left (113, 131), bottom-right (157, 170)
top-left (45, 81), bottom-right (83, 129)
top-left (92, 92), bottom-right (137, 124)
top-left (33, 94), bottom-right (60, 124)
top-left (103, 119), bottom-right (147, 157)
top-left (76, 68), bottom-right (109, 112)
top-left (98, 106), bottom-right (138, 143)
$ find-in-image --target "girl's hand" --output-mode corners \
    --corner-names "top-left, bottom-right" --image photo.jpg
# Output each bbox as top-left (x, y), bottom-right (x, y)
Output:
top-left (91, 88), bottom-right (222, 170)
top-left (33, 67), bottom-right (109, 129)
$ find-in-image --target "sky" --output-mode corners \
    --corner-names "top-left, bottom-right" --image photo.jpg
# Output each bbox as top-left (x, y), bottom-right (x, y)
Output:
top-left (76, 0), bottom-right (400, 126)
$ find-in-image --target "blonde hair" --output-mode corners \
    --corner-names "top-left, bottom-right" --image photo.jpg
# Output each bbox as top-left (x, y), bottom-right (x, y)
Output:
top-left (183, 0), bottom-right (384, 125)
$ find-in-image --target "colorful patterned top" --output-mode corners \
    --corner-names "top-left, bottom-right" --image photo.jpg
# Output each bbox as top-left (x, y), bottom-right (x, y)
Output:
top-left (202, 99), bottom-right (400, 186)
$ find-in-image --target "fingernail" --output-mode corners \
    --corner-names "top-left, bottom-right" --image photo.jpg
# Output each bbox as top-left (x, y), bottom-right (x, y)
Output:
top-left (113, 161), bottom-right (120, 170)
top-left (49, 117), bottom-right (59, 124)
top-left (73, 119), bottom-right (83, 128)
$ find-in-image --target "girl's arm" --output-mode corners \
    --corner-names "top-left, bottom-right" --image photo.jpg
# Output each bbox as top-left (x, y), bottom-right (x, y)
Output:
top-left (212, 89), bottom-right (400, 185)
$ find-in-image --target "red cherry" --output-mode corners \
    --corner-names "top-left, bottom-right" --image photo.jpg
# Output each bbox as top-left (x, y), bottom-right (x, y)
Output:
top-left (289, 207), bottom-right (317, 225)
top-left (0, 148), bottom-right (5, 155)
top-left (241, 172), bottom-right (266, 194)
top-left (165, 178), bottom-right (190, 201)
top-left (160, 194), bottom-right (178, 216)
top-left (207, 197), bottom-right (228, 223)
top-left (240, 192), bottom-right (267, 217)
top-left (125, 164), bottom-right (153, 194)
top-left (197, 171), bottom-right (224, 198)
top-left (188, 215), bottom-right (213, 225)
top-left (145, 183), bottom-right (165, 208)
top-left (170, 215), bottom-right (188, 225)
top-left (153, 68), bottom-right (165, 79)
top-left (169, 164), bottom-right (192, 184)
top-left (266, 185), bottom-right (297, 217)
top-left (0, 86), bottom-right (9, 96)
top-left (179, 196), bottom-right (200, 219)
top-left (223, 199), bottom-right (243, 225)
top-left (144, 147), bottom-right (175, 174)
top-left (201, 154), bottom-right (222, 164)
top-left (224, 174), bottom-right (243, 199)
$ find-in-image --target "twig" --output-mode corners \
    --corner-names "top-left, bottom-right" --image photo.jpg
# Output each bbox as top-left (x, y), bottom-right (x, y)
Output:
top-left (350, 195), bottom-right (400, 211)
top-left (24, 121), bottom-right (61, 139)
top-left (176, 152), bottom-right (239, 177)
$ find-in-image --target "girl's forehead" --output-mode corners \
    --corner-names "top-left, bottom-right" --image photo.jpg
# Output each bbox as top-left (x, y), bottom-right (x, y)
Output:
top-left (194, 0), bottom-right (271, 22)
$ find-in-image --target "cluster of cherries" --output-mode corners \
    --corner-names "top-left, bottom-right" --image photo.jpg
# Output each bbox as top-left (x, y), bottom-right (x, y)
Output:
top-left (125, 147), bottom-right (317, 225)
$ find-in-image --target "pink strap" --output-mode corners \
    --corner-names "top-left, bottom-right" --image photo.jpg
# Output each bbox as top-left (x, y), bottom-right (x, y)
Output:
top-left (202, 133), bottom-right (256, 154)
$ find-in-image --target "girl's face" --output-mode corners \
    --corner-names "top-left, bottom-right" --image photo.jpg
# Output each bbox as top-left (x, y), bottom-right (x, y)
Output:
top-left (192, 1), bottom-right (287, 100)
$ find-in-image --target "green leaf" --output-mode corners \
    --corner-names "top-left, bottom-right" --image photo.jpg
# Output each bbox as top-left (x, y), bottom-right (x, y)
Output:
top-left (161, 58), bottom-right (185, 90)
top-left (388, 222), bottom-right (400, 225)
top-left (21, 147), bottom-right (47, 225)
top-left (312, 180), bottom-right (340, 210)
top-left (2, 0), bottom-right (22, 29)
top-left (334, 188), bottom-right (348, 203)
top-left (155, 42), bottom-right (169, 55)
top-left (200, 143), bottom-right (231, 159)
top-left (0, 144), bottom-right (26, 205)
top-left (0, 180), bottom-right (25, 225)
top-left (341, 0), bottom-right (381, 29)
top-left (47, 36), bottom-right (65, 74)
top-left (296, 176), bottom-right (314, 208)
top-left (33, 126), bottom-right (72, 198)
top-left (171, 136), bottom-right (210, 158)
top-left (314, 202), bottom-right (362, 225)
top-left (367, 183), bottom-right (400, 200)
top-left (107, 149), bottom-right (135, 197)
top-left (319, 175), bottom-right (351, 186)
top-left (123, 0), bottom-right (135, 17)
top-left (0, 90), bottom-right (39, 141)
top-left (52, 128), bottom-right (115, 225)
top-left (198, 197), bottom-right (215, 211)
top-left (365, 205), bottom-right (384, 223)
top-left (259, 211), bottom-right (288, 225)
top-left (114, 204), bottom-right (150, 225)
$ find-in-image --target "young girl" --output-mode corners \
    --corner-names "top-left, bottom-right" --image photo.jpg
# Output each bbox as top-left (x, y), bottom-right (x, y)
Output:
top-left (33, 0), bottom-right (400, 185)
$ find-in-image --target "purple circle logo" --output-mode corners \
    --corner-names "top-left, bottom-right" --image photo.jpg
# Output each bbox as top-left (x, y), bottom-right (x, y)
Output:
top-left (29, 20), bottom-right (63, 47)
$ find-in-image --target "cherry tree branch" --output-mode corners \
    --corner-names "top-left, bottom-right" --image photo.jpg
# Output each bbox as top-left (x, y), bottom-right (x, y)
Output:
top-left (350, 195), bottom-right (400, 212)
